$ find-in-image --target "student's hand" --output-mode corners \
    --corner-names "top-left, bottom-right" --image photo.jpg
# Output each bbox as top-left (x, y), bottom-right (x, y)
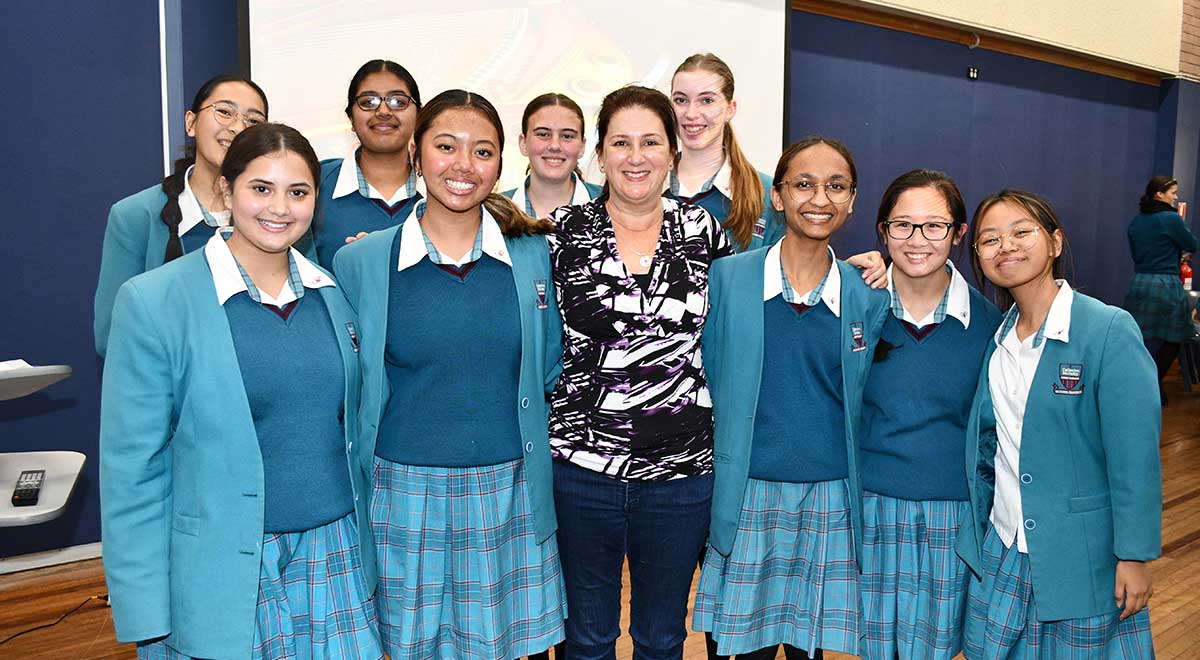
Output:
top-left (1115, 560), bottom-right (1153, 620)
top-left (846, 250), bottom-right (887, 289)
top-left (344, 232), bottom-right (369, 245)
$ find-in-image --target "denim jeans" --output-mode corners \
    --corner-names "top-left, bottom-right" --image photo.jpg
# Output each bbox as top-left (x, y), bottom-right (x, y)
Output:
top-left (552, 460), bottom-right (714, 660)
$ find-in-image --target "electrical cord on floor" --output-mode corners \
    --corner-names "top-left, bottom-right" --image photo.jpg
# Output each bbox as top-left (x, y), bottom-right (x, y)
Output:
top-left (0, 594), bottom-right (107, 645)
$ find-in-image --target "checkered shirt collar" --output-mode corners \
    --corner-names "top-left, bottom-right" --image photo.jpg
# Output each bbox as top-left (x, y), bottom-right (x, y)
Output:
top-left (886, 260), bottom-right (972, 329)
top-left (178, 165), bottom-right (231, 236)
top-left (762, 239), bottom-right (841, 316)
top-left (332, 146), bottom-right (422, 206)
top-left (994, 280), bottom-right (1074, 349)
top-left (204, 231), bottom-right (334, 307)
top-left (665, 156), bottom-right (732, 199)
top-left (512, 173), bottom-right (592, 218)
top-left (396, 205), bottom-right (513, 271)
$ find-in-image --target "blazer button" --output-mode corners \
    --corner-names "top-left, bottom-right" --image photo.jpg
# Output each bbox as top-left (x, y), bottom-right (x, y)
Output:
top-left (1024, 518), bottom-right (1036, 531)
top-left (521, 397), bottom-right (530, 409)
top-left (525, 441), bottom-right (534, 453)
top-left (1020, 473), bottom-right (1032, 484)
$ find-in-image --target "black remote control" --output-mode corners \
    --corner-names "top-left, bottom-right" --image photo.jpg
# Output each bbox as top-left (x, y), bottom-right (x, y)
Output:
top-left (12, 470), bottom-right (44, 507)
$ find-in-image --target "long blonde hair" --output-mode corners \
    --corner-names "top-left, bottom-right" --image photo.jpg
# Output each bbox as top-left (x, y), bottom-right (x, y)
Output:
top-left (673, 53), bottom-right (764, 250)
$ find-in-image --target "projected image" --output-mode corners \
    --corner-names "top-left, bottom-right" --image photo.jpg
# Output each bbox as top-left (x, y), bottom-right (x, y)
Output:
top-left (250, 0), bottom-right (785, 190)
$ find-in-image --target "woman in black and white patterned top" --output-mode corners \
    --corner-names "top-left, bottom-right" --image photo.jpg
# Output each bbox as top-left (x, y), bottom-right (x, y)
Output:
top-left (546, 84), bottom-right (731, 660)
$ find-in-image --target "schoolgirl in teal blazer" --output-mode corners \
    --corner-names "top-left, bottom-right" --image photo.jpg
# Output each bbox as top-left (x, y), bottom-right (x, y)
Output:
top-left (332, 217), bottom-right (563, 542)
top-left (958, 189), bottom-right (1159, 659)
top-left (703, 252), bottom-right (889, 557)
top-left (101, 123), bottom-right (381, 660)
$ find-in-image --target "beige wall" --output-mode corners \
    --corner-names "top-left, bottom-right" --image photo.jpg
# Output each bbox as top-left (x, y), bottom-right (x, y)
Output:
top-left (857, 0), bottom-right (1182, 74)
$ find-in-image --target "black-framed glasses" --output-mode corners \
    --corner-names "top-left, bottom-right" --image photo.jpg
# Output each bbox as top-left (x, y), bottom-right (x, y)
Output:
top-left (200, 102), bottom-right (266, 128)
top-left (973, 225), bottom-right (1043, 258)
top-left (354, 92), bottom-right (414, 113)
top-left (883, 220), bottom-right (955, 241)
top-left (775, 179), bottom-right (855, 204)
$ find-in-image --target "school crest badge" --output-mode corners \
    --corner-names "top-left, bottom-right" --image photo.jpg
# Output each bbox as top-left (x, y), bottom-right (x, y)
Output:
top-left (535, 279), bottom-right (549, 310)
top-left (753, 217), bottom-right (767, 238)
top-left (1052, 363), bottom-right (1084, 395)
top-left (850, 321), bottom-right (867, 352)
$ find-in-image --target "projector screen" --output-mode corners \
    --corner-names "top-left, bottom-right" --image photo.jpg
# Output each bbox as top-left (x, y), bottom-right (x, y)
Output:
top-left (248, 0), bottom-right (788, 192)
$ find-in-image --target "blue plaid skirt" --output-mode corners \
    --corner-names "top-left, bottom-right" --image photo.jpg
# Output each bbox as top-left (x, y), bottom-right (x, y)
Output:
top-left (371, 456), bottom-right (567, 660)
top-left (137, 513), bottom-right (383, 660)
top-left (1125, 272), bottom-right (1196, 343)
top-left (963, 526), bottom-right (1154, 660)
top-left (859, 492), bottom-right (969, 660)
top-left (693, 478), bottom-right (861, 656)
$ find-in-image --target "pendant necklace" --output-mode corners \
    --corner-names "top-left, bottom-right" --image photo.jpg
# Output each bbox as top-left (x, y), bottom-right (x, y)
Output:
top-left (630, 249), bottom-right (653, 269)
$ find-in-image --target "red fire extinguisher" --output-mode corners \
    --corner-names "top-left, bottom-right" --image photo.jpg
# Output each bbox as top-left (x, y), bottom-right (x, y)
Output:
top-left (1183, 258), bottom-right (1194, 290)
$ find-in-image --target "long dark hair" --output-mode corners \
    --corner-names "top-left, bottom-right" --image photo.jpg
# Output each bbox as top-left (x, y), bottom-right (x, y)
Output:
top-left (344, 59), bottom-right (422, 118)
top-left (160, 74), bottom-right (268, 262)
top-left (412, 89), bottom-right (551, 237)
top-left (1139, 175), bottom-right (1178, 213)
top-left (969, 189), bottom-right (1074, 310)
top-left (521, 92), bottom-right (586, 179)
top-left (595, 85), bottom-right (678, 199)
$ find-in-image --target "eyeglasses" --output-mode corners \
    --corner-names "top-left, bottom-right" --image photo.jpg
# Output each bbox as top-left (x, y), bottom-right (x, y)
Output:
top-left (354, 92), bottom-right (414, 113)
top-left (200, 102), bottom-right (266, 128)
top-left (883, 219), bottom-right (955, 241)
top-left (775, 179), bottom-right (855, 204)
top-left (973, 225), bottom-right (1043, 258)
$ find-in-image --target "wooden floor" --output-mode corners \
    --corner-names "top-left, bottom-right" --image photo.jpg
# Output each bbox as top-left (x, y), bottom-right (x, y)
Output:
top-left (2, 372), bottom-right (1197, 660)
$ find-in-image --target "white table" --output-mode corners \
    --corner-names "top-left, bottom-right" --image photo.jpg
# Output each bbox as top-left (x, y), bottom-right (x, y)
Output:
top-left (0, 451), bottom-right (87, 526)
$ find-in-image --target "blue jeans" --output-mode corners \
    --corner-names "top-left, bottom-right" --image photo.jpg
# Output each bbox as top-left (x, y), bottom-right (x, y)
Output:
top-left (552, 460), bottom-right (714, 660)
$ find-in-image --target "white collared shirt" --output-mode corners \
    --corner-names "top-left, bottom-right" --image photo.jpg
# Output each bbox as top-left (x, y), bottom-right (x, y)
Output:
top-left (396, 207), bottom-right (513, 271)
top-left (179, 165), bottom-right (231, 237)
top-left (510, 174), bottom-right (595, 218)
top-left (885, 261), bottom-right (973, 329)
top-left (665, 157), bottom-right (735, 199)
top-left (331, 146), bottom-right (426, 207)
top-left (762, 239), bottom-right (842, 317)
top-left (204, 233), bottom-right (335, 308)
top-left (989, 281), bottom-right (1075, 552)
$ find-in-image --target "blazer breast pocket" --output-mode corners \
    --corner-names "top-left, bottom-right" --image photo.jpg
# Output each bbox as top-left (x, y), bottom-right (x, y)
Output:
top-left (172, 511), bottom-right (201, 537)
top-left (1067, 491), bottom-right (1111, 513)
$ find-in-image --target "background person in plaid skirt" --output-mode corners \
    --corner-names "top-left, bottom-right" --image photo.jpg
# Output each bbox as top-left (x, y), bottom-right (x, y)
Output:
top-left (959, 190), bottom-right (1161, 660)
top-left (101, 123), bottom-right (383, 660)
top-left (1123, 175), bottom-right (1198, 405)
top-left (857, 170), bottom-right (1002, 660)
top-left (502, 93), bottom-right (602, 219)
top-left (94, 74), bottom-right (270, 357)
top-left (333, 89), bottom-right (567, 660)
top-left (695, 136), bottom-right (890, 660)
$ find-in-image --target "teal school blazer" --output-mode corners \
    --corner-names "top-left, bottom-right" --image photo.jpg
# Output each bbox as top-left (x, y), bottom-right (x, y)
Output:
top-left (100, 250), bottom-right (372, 659)
top-left (702, 248), bottom-right (890, 557)
top-left (94, 184), bottom-right (316, 357)
top-left (956, 291), bottom-right (1162, 621)
top-left (332, 223), bottom-right (564, 543)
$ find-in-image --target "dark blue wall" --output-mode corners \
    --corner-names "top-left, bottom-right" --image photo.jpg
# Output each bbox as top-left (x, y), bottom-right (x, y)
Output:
top-left (789, 11), bottom-right (1163, 305)
top-left (0, 1), bottom-right (163, 556)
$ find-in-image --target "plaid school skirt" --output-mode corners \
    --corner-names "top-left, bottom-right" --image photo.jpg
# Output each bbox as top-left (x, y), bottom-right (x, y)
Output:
top-left (693, 478), bottom-right (861, 656)
top-left (1125, 272), bottom-right (1196, 343)
top-left (371, 456), bottom-right (567, 660)
top-left (137, 513), bottom-right (383, 660)
top-left (859, 492), bottom-right (970, 660)
top-left (962, 525), bottom-right (1155, 660)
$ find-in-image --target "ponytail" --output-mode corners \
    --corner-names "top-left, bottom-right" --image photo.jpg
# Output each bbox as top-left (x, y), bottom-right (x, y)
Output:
top-left (721, 126), bottom-right (765, 251)
top-left (159, 152), bottom-right (194, 262)
top-left (484, 192), bottom-right (554, 237)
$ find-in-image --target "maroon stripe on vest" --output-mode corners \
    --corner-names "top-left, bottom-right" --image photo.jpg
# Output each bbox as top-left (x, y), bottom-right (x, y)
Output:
top-left (372, 198), bottom-right (409, 216)
top-left (902, 320), bottom-right (939, 341)
top-left (265, 300), bottom-right (299, 320)
top-left (437, 262), bottom-right (478, 279)
top-left (789, 303), bottom-right (813, 316)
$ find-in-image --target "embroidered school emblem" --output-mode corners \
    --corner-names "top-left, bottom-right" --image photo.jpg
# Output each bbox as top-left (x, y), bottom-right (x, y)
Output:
top-left (849, 321), bottom-right (867, 352)
top-left (753, 217), bottom-right (767, 238)
top-left (1052, 363), bottom-right (1084, 395)
top-left (344, 322), bottom-right (359, 353)
top-left (535, 279), bottom-right (549, 310)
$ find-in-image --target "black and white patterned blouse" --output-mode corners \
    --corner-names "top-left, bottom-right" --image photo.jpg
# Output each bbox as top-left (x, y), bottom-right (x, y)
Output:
top-left (547, 196), bottom-right (734, 481)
